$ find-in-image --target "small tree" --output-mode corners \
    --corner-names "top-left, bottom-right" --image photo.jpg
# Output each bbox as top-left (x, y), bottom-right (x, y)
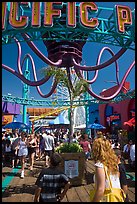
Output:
top-left (42, 66), bottom-right (88, 138)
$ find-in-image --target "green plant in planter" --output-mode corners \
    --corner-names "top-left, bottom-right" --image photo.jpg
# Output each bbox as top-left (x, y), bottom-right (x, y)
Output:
top-left (55, 142), bottom-right (83, 153)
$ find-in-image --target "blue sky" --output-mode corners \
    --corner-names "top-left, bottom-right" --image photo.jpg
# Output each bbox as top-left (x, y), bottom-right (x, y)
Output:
top-left (2, 2), bottom-right (135, 102)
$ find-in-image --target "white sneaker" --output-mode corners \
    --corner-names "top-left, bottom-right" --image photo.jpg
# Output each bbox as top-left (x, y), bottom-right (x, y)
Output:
top-left (20, 171), bottom-right (24, 178)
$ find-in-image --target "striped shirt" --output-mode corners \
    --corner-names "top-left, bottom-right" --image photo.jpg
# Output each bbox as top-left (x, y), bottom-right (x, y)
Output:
top-left (35, 167), bottom-right (69, 202)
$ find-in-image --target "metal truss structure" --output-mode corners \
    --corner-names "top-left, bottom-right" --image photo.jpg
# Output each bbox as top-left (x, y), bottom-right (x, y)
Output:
top-left (2, 2), bottom-right (135, 126)
top-left (2, 90), bottom-right (135, 107)
top-left (2, 3), bottom-right (135, 50)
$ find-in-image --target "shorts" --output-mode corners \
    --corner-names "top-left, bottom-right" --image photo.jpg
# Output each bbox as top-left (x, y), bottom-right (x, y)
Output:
top-left (85, 152), bottom-right (91, 160)
top-left (45, 150), bottom-right (53, 157)
top-left (39, 144), bottom-right (45, 152)
top-left (28, 147), bottom-right (36, 155)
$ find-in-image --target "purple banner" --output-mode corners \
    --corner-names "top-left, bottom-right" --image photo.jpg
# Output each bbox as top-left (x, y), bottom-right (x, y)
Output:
top-left (2, 102), bottom-right (20, 115)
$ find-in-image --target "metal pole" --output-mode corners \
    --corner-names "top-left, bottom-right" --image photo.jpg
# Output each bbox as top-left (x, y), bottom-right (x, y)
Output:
top-left (84, 70), bottom-right (90, 136)
top-left (22, 58), bottom-right (30, 124)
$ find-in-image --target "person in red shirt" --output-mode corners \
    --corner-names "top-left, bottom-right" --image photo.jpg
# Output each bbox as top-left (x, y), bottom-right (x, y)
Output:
top-left (79, 134), bottom-right (91, 159)
top-left (79, 134), bottom-right (91, 174)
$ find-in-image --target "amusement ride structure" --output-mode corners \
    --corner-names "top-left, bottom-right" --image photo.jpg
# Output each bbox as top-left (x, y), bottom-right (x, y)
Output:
top-left (2, 2), bottom-right (135, 129)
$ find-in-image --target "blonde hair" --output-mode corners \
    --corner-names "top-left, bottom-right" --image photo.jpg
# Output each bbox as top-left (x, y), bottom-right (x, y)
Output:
top-left (96, 131), bottom-right (104, 138)
top-left (92, 137), bottom-right (118, 175)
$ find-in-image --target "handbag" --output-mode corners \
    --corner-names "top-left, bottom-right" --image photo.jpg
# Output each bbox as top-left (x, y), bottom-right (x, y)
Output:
top-left (90, 166), bottom-right (126, 202)
top-left (89, 189), bottom-right (96, 202)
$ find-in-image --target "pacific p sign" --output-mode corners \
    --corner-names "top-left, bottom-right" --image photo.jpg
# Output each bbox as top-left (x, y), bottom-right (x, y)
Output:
top-left (2, 2), bottom-right (133, 33)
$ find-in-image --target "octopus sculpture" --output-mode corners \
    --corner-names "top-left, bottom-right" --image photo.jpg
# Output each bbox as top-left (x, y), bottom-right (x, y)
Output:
top-left (2, 32), bottom-right (135, 101)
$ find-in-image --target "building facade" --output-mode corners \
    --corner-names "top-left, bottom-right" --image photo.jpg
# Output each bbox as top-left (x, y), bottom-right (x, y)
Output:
top-left (99, 82), bottom-right (135, 133)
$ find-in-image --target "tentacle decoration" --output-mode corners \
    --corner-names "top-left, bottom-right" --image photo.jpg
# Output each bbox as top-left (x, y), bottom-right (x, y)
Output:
top-left (86, 61), bottom-right (135, 101)
top-left (36, 80), bottom-right (58, 98)
top-left (2, 63), bottom-right (50, 86)
top-left (72, 47), bottom-right (127, 71)
top-left (21, 33), bottom-right (62, 67)
top-left (97, 47), bottom-right (120, 85)
top-left (74, 47), bottom-right (120, 85)
top-left (73, 45), bottom-right (135, 100)
top-left (74, 66), bottom-right (98, 84)
top-left (2, 37), bottom-right (51, 86)
top-left (21, 54), bottom-right (58, 97)
top-left (2, 32), bottom-right (134, 101)
top-left (2, 36), bottom-right (58, 97)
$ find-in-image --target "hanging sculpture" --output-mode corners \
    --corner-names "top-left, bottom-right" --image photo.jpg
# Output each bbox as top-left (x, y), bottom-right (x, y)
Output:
top-left (2, 2), bottom-right (135, 101)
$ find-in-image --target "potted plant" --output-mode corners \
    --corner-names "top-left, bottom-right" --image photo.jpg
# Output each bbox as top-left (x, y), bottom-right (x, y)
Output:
top-left (55, 142), bottom-right (83, 153)
top-left (55, 143), bottom-right (86, 186)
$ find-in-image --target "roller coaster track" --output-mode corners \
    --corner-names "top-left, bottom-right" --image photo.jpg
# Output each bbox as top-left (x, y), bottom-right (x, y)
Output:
top-left (2, 90), bottom-right (135, 107)
top-left (3, 89), bottom-right (135, 123)
top-left (2, 94), bottom-right (99, 107)
top-left (30, 105), bottom-right (76, 122)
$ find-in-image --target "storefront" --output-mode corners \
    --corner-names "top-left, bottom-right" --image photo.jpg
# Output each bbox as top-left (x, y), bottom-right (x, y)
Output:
top-left (106, 113), bottom-right (121, 135)
top-left (99, 82), bottom-right (135, 132)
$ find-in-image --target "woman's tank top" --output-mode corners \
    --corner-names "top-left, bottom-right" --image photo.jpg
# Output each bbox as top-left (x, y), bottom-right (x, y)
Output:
top-left (94, 162), bottom-right (121, 189)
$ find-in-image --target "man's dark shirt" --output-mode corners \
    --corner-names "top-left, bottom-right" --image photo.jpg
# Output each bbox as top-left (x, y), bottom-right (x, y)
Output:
top-left (118, 163), bottom-right (127, 186)
top-left (35, 167), bottom-right (69, 202)
top-left (118, 163), bottom-right (129, 202)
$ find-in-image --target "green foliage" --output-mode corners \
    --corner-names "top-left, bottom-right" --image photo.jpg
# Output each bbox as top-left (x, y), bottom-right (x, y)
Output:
top-left (42, 66), bottom-right (88, 99)
top-left (55, 142), bottom-right (83, 153)
top-left (42, 65), bottom-right (89, 136)
top-left (73, 79), bottom-right (89, 98)
top-left (42, 66), bottom-right (68, 84)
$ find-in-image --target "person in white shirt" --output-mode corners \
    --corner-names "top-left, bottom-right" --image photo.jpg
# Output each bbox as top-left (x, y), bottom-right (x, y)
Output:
top-left (42, 131), bottom-right (55, 167)
top-left (130, 141), bottom-right (135, 169)
top-left (122, 140), bottom-right (132, 160)
top-left (18, 132), bottom-right (28, 178)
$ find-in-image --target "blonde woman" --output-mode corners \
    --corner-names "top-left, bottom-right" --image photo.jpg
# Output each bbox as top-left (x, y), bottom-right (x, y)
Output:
top-left (91, 137), bottom-right (124, 202)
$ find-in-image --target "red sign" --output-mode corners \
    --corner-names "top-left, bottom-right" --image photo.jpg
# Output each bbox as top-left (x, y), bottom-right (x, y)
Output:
top-left (107, 114), bottom-right (121, 122)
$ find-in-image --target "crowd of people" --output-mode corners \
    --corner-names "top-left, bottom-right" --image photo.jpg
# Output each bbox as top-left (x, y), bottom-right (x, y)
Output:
top-left (2, 128), bottom-right (91, 175)
top-left (2, 127), bottom-right (135, 202)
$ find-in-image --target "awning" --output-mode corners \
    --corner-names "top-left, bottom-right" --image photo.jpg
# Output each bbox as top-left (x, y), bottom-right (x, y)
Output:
top-left (124, 118), bottom-right (135, 127)
top-left (3, 122), bottom-right (30, 130)
top-left (88, 123), bottom-right (106, 129)
top-left (49, 112), bottom-right (70, 125)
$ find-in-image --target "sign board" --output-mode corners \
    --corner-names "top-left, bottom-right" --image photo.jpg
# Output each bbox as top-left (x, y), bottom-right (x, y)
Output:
top-left (107, 114), bottom-right (121, 122)
top-left (2, 2), bottom-right (133, 33)
top-left (65, 160), bottom-right (78, 178)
